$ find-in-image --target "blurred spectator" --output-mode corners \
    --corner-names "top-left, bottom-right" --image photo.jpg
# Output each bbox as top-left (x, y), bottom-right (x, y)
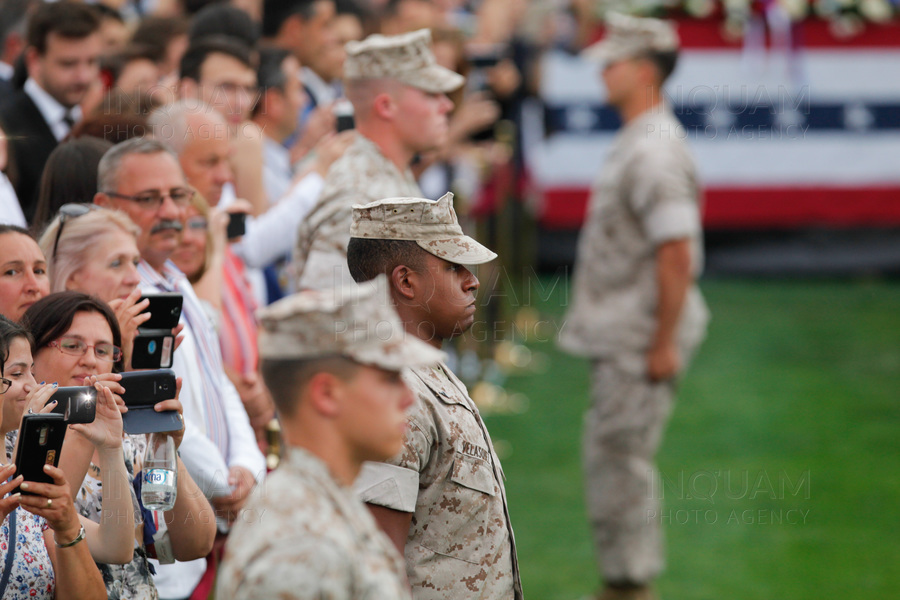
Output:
top-left (0, 1), bottom-right (102, 222)
top-left (70, 108), bottom-right (150, 145)
top-left (103, 44), bottom-right (162, 99)
top-left (0, 0), bottom-right (30, 97)
top-left (94, 3), bottom-right (130, 55)
top-left (0, 124), bottom-right (26, 228)
top-left (178, 36), bottom-right (257, 130)
top-left (130, 16), bottom-right (190, 81)
top-left (253, 46), bottom-right (308, 203)
top-left (148, 100), bottom-right (275, 438)
top-left (263, 0), bottom-right (340, 110)
top-left (378, 0), bottom-right (438, 35)
top-left (151, 100), bottom-right (234, 206)
top-left (189, 2), bottom-right (261, 47)
top-left (32, 137), bottom-right (113, 235)
top-left (178, 36), bottom-right (267, 214)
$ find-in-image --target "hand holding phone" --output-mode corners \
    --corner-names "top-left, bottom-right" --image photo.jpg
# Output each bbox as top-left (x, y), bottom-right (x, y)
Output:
top-left (45, 386), bottom-right (97, 424)
top-left (119, 370), bottom-right (182, 435)
top-left (13, 413), bottom-right (67, 495)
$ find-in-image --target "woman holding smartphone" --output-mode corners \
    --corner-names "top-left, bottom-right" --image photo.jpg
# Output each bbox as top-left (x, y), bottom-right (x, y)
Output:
top-left (0, 315), bottom-right (107, 600)
top-left (22, 293), bottom-right (214, 600)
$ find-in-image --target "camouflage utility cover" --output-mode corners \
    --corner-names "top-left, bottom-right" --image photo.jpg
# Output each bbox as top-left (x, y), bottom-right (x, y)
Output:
top-left (344, 28), bottom-right (464, 94)
top-left (351, 192), bottom-right (497, 265)
top-left (257, 275), bottom-right (445, 370)
top-left (217, 446), bottom-right (411, 600)
top-left (582, 13), bottom-right (679, 66)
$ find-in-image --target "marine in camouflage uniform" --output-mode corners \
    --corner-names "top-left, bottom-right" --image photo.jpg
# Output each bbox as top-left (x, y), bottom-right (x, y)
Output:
top-left (349, 193), bottom-right (523, 599)
top-left (217, 277), bottom-right (444, 600)
top-left (558, 14), bottom-right (709, 600)
top-left (293, 28), bottom-right (463, 290)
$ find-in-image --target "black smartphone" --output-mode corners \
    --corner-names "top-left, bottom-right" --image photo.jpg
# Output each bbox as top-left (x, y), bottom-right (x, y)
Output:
top-left (131, 329), bottom-right (175, 369)
top-left (336, 113), bottom-right (355, 132)
top-left (119, 369), bottom-right (181, 434)
top-left (119, 369), bottom-right (177, 406)
top-left (14, 413), bottom-right (67, 495)
top-left (46, 386), bottom-right (97, 424)
top-left (226, 212), bottom-right (247, 240)
top-left (138, 293), bottom-right (183, 330)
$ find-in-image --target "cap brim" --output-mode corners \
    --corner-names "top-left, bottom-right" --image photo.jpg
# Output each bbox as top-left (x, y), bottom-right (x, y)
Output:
top-left (398, 64), bottom-right (465, 94)
top-left (349, 334), bottom-right (446, 372)
top-left (416, 236), bottom-right (497, 266)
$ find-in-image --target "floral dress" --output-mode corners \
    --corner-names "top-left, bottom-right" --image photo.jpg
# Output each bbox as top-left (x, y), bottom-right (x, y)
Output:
top-left (74, 434), bottom-right (158, 600)
top-left (0, 508), bottom-right (54, 600)
top-left (3, 433), bottom-right (53, 600)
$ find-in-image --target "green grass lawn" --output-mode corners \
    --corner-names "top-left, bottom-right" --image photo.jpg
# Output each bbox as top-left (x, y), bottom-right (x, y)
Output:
top-left (481, 278), bottom-right (900, 600)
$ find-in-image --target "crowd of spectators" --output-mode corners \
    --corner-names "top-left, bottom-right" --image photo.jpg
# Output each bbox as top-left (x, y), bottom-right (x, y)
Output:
top-left (0, 0), bottom-right (582, 597)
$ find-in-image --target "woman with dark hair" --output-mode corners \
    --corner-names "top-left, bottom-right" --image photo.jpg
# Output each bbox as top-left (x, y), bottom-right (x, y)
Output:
top-left (22, 293), bottom-right (215, 600)
top-left (31, 138), bottom-right (113, 236)
top-left (0, 224), bottom-right (49, 322)
top-left (0, 314), bottom-right (109, 600)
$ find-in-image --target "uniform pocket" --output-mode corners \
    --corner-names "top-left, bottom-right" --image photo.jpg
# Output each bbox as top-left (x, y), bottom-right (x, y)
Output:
top-left (450, 452), bottom-right (497, 496)
top-left (419, 451), bottom-right (498, 565)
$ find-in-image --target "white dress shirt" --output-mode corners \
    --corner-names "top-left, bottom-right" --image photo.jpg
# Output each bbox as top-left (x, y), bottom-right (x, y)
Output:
top-left (23, 78), bottom-right (81, 142)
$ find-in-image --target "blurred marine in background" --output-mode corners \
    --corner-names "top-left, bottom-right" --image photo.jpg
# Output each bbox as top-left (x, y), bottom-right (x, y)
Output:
top-left (559, 13), bottom-right (710, 600)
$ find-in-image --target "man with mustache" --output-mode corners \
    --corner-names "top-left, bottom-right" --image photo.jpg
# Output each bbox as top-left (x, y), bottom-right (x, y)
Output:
top-left (0, 1), bottom-right (101, 222)
top-left (94, 137), bottom-right (265, 600)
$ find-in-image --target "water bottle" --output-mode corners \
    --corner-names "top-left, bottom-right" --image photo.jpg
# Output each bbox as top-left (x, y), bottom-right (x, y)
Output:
top-left (141, 433), bottom-right (178, 511)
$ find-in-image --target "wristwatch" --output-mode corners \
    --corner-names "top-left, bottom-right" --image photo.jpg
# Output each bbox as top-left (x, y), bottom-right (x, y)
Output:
top-left (55, 524), bottom-right (86, 548)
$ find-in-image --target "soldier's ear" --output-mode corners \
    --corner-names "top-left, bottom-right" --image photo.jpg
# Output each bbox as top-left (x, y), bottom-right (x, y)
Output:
top-left (390, 264), bottom-right (415, 300)
top-left (307, 371), bottom-right (343, 418)
top-left (372, 92), bottom-right (396, 121)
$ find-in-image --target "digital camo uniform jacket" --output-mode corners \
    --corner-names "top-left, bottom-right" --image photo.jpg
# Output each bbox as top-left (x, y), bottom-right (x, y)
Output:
top-left (217, 446), bottom-right (411, 600)
top-left (356, 363), bottom-right (523, 599)
top-left (293, 135), bottom-right (422, 290)
top-left (559, 102), bottom-right (709, 584)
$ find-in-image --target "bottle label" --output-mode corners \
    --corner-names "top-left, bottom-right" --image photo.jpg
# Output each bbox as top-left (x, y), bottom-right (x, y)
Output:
top-left (144, 468), bottom-right (176, 487)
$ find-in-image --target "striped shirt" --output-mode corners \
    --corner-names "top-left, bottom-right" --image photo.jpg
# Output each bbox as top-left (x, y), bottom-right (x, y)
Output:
top-left (137, 259), bottom-right (230, 457)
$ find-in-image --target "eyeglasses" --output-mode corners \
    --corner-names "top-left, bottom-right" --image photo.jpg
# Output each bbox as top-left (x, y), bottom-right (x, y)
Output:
top-left (186, 216), bottom-right (208, 231)
top-left (0, 378), bottom-right (10, 394)
top-left (49, 336), bottom-right (123, 363)
top-left (52, 203), bottom-right (101, 261)
top-left (105, 188), bottom-right (194, 211)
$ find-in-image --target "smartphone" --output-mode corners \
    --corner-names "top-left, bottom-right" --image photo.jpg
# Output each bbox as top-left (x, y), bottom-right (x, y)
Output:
top-left (334, 98), bottom-right (355, 132)
top-left (138, 293), bottom-right (183, 330)
top-left (226, 212), bottom-right (247, 240)
top-left (336, 113), bottom-right (355, 132)
top-left (131, 329), bottom-right (175, 369)
top-left (119, 369), bottom-right (182, 435)
top-left (46, 386), bottom-right (97, 424)
top-left (14, 413), bottom-right (67, 495)
top-left (119, 369), bottom-right (177, 406)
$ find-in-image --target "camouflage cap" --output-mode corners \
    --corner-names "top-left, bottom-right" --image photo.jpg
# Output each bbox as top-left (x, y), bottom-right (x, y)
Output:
top-left (257, 275), bottom-right (445, 370)
top-left (343, 28), bottom-right (465, 94)
top-left (582, 13), bottom-right (679, 66)
top-left (351, 192), bottom-right (498, 266)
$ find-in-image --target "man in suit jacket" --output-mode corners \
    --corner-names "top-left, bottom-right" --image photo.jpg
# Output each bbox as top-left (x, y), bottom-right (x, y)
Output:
top-left (0, 2), bottom-right (101, 223)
